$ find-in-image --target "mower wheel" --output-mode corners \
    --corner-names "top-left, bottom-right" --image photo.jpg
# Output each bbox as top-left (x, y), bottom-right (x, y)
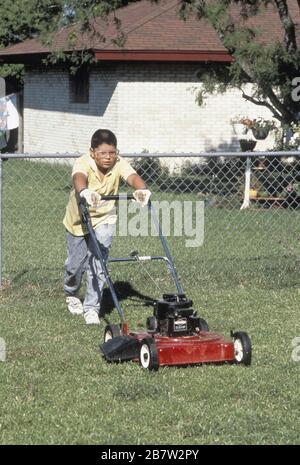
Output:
top-left (198, 318), bottom-right (209, 332)
top-left (104, 324), bottom-right (121, 343)
top-left (139, 337), bottom-right (159, 371)
top-left (232, 331), bottom-right (252, 366)
top-left (146, 316), bottom-right (157, 332)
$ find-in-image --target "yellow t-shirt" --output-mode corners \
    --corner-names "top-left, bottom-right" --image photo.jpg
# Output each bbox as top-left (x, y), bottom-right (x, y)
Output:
top-left (63, 154), bottom-right (136, 236)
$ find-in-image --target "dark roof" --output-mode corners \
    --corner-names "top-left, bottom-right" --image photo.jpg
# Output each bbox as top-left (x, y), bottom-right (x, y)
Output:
top-left (0, 0), bottom-right (299, 64)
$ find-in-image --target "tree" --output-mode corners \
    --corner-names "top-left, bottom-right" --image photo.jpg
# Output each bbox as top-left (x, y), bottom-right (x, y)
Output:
top-left (41, 1), bottom-right (140, 73)
top-left (0, 0), bottom-right (66, 89)
top-left (0, 0), bottom-right (139, 88)
top-left (177, 0), bottom-right (300, 126)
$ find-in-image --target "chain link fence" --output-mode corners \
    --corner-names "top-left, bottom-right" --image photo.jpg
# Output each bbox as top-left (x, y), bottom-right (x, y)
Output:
top-left (1, 151), bottom-right (300, 299)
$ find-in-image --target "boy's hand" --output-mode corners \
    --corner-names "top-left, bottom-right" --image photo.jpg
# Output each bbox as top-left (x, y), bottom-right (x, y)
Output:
top-left (79, 188), bottom-right (102, 207)
top-left (133, 189), bottom-right (151, 207)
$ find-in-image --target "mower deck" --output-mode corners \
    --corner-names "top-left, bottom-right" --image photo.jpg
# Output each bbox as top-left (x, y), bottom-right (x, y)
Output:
top-left (130, 331), bottom-right (235, 366)
top-left (100, 328), bottom-right (238, 369)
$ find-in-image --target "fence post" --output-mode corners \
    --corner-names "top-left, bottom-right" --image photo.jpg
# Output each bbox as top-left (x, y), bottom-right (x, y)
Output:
top-left (240, 156), bottom-right (251, 210)
top-left (0, 157), bottom-right (2, 287)
top-left (0, 77), bottom-right (5, 287)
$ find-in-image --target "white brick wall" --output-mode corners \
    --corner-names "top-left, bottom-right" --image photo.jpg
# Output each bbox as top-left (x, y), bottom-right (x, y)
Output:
top-left (23, 62), bottom-right (276, 154)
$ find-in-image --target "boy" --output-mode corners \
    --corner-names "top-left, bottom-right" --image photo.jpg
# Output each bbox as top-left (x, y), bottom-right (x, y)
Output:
top-left (63, 129), bottom-right (151, 324)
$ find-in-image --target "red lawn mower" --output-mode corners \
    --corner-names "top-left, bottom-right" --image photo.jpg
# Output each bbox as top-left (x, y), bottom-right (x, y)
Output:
top-left (79, 196), bottom-right (252, 371)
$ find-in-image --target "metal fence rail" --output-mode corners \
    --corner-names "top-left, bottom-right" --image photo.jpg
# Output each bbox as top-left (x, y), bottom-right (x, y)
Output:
top-left (1, 151), bottom-right (300, 294)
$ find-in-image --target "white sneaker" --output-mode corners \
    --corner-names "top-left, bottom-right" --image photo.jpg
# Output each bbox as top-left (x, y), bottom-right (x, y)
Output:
top-left (84, 309), bottom-right (100, 325)
top-left (66, 296), bottom-right (83, 315)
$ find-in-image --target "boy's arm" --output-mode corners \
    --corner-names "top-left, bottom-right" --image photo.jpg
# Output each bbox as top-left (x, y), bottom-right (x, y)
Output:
top-left (126, 173), bottom-right (151, 206)
top-left (73, 172), bottom-right (88, 193)
top-left (73, 172), bottom-right (101, 207)
top-left (126, 173), bottom-right (147, 190)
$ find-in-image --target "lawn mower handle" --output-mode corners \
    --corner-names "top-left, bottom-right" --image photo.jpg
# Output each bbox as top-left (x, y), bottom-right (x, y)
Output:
top-left (78, 198), bottom-right (126, 323)
top-left (100, 194), bottom-right (135, 201)
top-left (148, 202), bottom-right (184, 295)
top-left (99, 195), bottom-right (184, 294)
top-left (79, 194), bottom-right (185, 315)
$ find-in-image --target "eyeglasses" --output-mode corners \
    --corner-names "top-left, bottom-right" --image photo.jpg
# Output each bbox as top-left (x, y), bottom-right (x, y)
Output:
top-left (93, 149), bottom-right (118, 159)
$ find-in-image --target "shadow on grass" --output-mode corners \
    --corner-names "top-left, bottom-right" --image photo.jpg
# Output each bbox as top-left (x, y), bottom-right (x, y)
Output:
top-left (100, 281), bottom-right (156, 318)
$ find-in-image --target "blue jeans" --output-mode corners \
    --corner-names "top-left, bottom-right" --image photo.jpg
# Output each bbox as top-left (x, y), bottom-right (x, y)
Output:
top-left (64, 223), bottom-right (115, 313)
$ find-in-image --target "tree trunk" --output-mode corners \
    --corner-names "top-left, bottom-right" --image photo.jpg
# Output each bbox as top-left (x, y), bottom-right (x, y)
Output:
top-left (274, 0), bottom-right (297, 52)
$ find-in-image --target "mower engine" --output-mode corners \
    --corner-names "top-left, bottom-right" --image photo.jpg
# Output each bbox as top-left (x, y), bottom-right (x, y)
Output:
top-left (148, 294), bottom-right (202, 337)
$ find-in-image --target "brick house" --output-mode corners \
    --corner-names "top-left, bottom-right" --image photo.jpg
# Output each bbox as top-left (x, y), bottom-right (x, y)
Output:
top-left (0, 0), bottom-right (298, 154)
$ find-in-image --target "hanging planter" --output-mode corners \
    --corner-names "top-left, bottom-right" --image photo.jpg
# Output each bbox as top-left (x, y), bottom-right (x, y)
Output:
top-left (232, 116), bottom-right (278, 142)
top-left (232, 123), bottom-right (248, 138)
top-left (252, 127), bottom-right (270, 140)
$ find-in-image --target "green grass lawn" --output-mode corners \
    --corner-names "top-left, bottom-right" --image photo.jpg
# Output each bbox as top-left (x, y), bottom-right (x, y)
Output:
top-left (0, 159), bottom-right (300, 444)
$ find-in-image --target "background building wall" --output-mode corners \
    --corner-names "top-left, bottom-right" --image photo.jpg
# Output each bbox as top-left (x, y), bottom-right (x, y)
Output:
top-left (23, 62), bottom-right (276, 154)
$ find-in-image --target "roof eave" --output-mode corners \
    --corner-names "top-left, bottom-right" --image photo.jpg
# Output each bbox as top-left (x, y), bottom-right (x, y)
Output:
top-left (94, 50), bottom-right (233, 62)
top-left (0, 48), bottom-right (233, 65)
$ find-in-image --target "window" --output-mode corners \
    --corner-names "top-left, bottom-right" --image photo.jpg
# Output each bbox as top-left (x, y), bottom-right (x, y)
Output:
top-left (69, 67), bottom-right (89, 104)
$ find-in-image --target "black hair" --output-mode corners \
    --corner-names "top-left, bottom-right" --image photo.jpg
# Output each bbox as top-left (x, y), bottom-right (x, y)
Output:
top-left (91, 129), bottom-right (117, 149)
